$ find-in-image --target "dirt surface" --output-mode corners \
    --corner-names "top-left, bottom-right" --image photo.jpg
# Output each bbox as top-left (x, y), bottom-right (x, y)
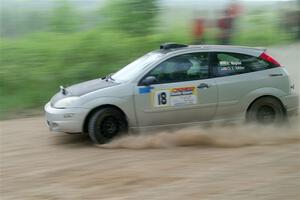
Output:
top-left (1, 118), bottom-right (300, 200)
top-left (1, 44), bottom-right (300, 200)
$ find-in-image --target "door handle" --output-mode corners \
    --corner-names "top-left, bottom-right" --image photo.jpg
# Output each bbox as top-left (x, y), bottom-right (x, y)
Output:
top-left (269, 73), bottom-right (283, 77)
top-left (197, 83), bottom-right (210, 89)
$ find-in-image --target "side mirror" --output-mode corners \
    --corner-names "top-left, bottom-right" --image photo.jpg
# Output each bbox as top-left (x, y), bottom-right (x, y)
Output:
top-left (140, 76), bottom-right (157, 86)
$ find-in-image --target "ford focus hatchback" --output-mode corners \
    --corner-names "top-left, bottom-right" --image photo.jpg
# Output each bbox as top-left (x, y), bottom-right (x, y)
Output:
top-left (45, 43), bottom-right (299, 144)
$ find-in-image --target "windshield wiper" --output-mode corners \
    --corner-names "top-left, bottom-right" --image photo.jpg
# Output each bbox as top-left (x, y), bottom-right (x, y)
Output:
top-left (59, 85), bottom-right (68, 95)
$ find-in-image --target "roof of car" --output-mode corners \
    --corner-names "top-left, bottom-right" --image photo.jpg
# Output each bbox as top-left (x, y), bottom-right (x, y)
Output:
top-left (156, 43), bottom-right (266, 57)
top-left (191, 45), bottom-right (266, 51)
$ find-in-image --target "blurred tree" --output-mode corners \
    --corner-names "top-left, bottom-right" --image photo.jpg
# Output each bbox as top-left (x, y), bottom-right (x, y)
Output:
top-left (104, 0), bottom-right (159, 36)
top-left (0, 9), bottom-right (18, 37)
top-left (49, 0), bottom-right (79, 33)
top-left (0, 9), bottom-right (48, 38)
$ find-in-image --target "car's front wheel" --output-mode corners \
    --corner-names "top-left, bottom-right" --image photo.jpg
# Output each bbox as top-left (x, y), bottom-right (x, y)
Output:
top-left (88, 107), bottom-right (127, 144)
top-left (246, 97), bottom-right (286, 125)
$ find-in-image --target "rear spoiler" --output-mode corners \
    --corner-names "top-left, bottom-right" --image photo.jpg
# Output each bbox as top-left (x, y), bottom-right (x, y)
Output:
top-left (254, 47), bottom-right (267, 52)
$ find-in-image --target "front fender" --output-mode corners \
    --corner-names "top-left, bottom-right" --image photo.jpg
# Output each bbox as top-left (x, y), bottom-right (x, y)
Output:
top-left (82, 97), bottom-right (137, 127)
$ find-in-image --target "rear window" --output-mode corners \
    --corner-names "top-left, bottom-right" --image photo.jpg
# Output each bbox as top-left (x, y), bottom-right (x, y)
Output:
top-left (211, 52), bottom-right (276, 77)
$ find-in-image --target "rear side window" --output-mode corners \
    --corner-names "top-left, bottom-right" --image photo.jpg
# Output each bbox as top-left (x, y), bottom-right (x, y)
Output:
top-left (211, 52), bottom-right (275, 77)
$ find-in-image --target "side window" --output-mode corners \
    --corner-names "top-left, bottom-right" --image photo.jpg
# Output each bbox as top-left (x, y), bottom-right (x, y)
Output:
top-left (145, 53), bottom-right (209, 84)
top-left (212, 52), bottom-right (273, 77)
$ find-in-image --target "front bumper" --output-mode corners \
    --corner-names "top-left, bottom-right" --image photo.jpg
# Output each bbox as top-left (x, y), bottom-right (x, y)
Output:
top-left (44, 102), bottom-right (89, 133)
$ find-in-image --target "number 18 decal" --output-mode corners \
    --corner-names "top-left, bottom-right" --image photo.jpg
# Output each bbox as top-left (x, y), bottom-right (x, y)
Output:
top-left (153, 90), bottom-right (170, 107)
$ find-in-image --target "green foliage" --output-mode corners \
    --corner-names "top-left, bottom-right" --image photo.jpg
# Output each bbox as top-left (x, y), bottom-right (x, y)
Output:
top-left (0, 9), bottom-right (49, 37)
top-left (49, 0), bottom-right (79, 33)
top-left (232, 13), bottom-right (293, 46)
top-left (103, 0), bottom-right (159, 36)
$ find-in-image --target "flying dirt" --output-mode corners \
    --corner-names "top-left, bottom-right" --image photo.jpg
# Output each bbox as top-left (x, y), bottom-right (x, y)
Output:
top-left (1, 44), bottom-right (299, 200)
top-left (100, 122), bottom-right (300, 149)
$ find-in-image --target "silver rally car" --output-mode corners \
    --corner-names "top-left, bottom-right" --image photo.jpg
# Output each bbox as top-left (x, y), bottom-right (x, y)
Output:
top-left (45, 43), bottom-right (299, 144)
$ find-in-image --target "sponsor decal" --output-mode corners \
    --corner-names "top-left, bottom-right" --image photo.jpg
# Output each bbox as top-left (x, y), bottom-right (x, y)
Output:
top-left (152, 86), bottom-right (197, 108)
top-left (139, 86), bottom-right (153, 94)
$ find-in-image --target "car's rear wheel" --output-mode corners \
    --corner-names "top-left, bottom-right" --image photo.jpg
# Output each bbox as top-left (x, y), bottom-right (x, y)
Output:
top-left (88, 107), bottom-right (127, 144)
top-left (246, 97), bottom-right (285, 125)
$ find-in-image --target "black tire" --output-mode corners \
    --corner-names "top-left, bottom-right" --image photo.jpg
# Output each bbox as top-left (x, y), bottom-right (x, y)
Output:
top-left (246, 97), bottom-right (286, 125)
top-left (88, 107), bottom-right (127, 144)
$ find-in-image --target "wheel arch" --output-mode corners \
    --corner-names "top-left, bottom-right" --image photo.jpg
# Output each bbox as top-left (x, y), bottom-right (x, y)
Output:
top-left (246, 95), bottom-right (286, 117)
top-left (83, 104), bottom-right (128, 133)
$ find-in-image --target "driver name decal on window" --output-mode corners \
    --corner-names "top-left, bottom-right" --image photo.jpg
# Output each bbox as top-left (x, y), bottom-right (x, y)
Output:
top-left (219, 61), bottom-right (242, 66)
top-left (219, 60), bottom-right (244, 72)
top-left (153, 86), bottom-right (197, 108)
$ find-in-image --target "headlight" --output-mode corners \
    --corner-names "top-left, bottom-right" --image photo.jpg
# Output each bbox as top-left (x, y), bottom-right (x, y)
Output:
top-left (53, 97), bottom-right (80, 108)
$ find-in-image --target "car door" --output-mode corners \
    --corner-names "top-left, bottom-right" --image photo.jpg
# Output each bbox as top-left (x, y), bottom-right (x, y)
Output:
top-left (210, 51), bottom-right (282, 119)
top-left (134, 52), bottom-right (218, 127)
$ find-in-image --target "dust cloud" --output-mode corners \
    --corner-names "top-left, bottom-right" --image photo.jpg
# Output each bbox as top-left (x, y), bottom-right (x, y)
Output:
top-left (99, 119), bottom-right (300, 149)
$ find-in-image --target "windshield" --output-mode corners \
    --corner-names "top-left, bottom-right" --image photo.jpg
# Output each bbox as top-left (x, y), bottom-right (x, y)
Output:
top-left (112, 52), bottom-right (162, 82)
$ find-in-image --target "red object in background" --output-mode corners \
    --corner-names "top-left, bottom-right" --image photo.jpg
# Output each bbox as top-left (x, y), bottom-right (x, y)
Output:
top-left (218, 16), bottom-right (233, 30)
top-left (228, 2), bottom-right (243, 17)
top-left (259, 52), bottom-right (281, 67)
top-left (193, 18), bottom-right (205, 39)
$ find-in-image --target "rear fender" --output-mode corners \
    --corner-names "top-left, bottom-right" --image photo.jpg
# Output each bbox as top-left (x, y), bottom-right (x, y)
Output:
top-left (240, 87), bottom-right (286, 117)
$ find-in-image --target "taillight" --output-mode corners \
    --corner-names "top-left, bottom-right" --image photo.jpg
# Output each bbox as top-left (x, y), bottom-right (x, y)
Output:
top-left (259, 52), bottom-right (281, 67)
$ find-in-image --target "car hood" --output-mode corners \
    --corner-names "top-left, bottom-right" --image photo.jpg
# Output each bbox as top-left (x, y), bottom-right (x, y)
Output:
top-left (50, 78), bottom-right (118, 105)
